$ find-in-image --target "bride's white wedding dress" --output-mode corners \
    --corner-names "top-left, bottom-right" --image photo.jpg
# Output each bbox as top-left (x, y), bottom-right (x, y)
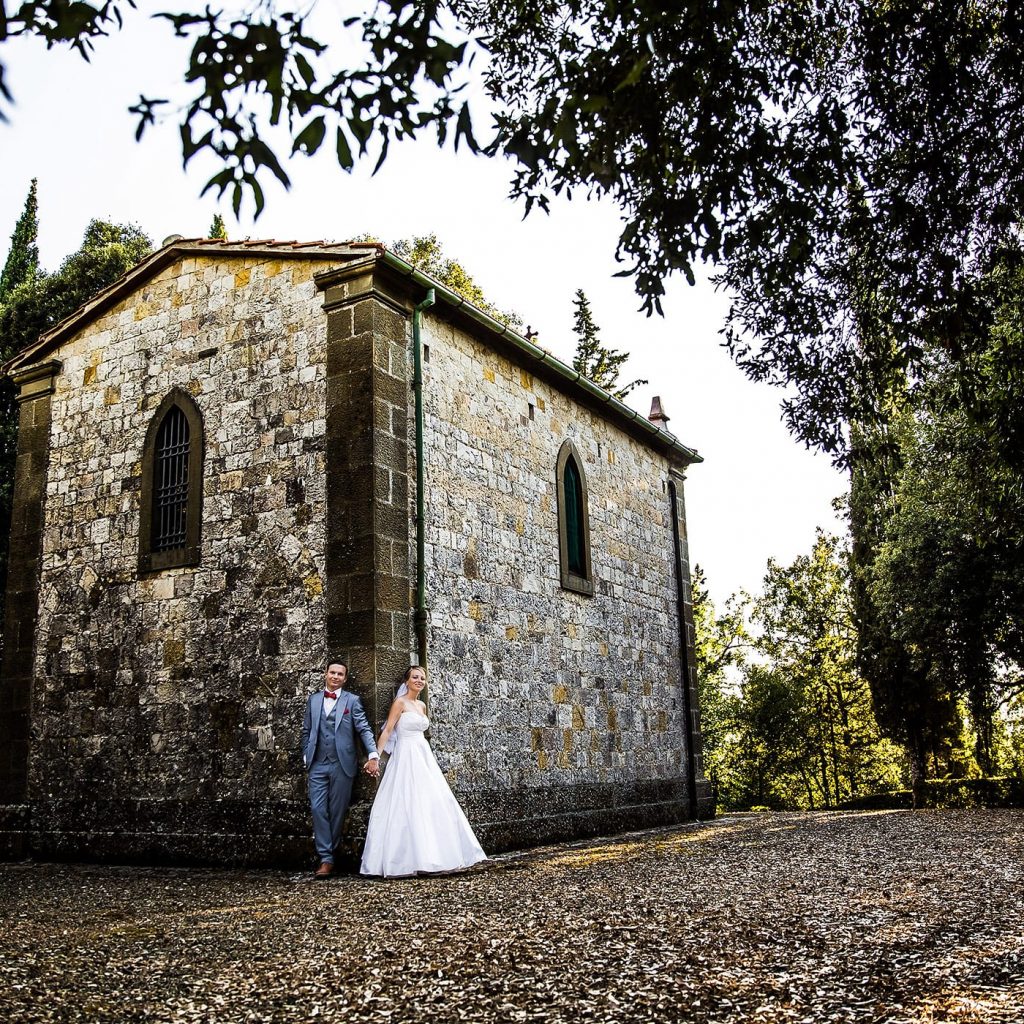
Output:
top-left (360, 710), bottom-right (487, 877)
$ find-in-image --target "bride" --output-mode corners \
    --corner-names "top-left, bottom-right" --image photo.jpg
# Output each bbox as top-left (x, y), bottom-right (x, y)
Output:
top-left (360, 666), bottom-right (487, 877)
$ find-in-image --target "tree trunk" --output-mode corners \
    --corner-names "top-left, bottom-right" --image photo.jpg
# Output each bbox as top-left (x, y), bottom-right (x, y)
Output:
top-left (969, 683), bottom-right (997, 776)
top-left (906, 727), bottom-right (927, 808)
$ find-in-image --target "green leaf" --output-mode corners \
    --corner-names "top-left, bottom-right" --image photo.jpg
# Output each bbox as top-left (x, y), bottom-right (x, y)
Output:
top-left (454, 103), bottom-right (477, 153)
top-left (614, 56), bottom-right (649, 92)
top-left (336, 127), bottom-right (354, 170)
top-left (294, 52), bottom-right (316, 88)
top-left (293, 116), bottom-right (326, 156)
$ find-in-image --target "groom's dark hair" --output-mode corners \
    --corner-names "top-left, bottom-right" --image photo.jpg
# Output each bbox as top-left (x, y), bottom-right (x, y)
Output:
top-left (325, 659), bottom-right (348, 673)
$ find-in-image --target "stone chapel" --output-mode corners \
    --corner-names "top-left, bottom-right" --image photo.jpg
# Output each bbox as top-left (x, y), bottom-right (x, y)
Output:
top-left (0, 239), bottom-right (713, 865)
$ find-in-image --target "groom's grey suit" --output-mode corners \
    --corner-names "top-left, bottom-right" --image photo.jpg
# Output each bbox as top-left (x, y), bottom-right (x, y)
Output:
top-left (301, 688), bottom-right (378, 865)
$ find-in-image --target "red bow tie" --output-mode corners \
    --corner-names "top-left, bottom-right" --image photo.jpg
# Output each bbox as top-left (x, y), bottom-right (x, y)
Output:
top-left (324, 690), bottom-right (339, 699)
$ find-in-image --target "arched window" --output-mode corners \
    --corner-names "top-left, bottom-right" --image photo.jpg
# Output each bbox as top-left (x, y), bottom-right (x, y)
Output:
top-left (139, 389), bottom-right (204, 572)
top-left (563, 456), bottom-right (586, 576)
top-left (556, 439), bottom-right (594, 595)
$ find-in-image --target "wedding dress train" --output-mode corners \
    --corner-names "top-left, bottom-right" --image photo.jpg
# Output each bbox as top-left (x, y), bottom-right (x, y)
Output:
top-left (360, 711), bottom-right (486, 877)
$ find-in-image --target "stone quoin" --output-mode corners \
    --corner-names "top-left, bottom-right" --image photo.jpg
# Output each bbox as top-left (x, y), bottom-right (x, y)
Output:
top-left (0, 239), bottom-right (713, 866)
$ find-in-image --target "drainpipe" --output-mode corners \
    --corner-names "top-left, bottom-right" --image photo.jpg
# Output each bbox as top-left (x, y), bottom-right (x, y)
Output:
top-left (668, 478), bottom-right (699, 818)
top-left (412, 288), bottom-right (436, 669)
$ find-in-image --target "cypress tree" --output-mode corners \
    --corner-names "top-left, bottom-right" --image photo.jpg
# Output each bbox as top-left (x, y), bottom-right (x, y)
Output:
top-left (570, 289), bottom-right (646, 400)
top-left (209, 212), bottom-right (228, 240)
top-left (0, 178), bottom-right (40, 302)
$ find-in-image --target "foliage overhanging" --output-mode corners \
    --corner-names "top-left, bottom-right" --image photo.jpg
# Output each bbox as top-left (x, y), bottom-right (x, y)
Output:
top-left (4, 3), bottom-right (1023, 456)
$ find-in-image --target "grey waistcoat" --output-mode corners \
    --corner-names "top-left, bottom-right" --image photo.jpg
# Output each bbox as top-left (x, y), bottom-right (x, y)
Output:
top-left (313, 700), bottom-right (339, 764)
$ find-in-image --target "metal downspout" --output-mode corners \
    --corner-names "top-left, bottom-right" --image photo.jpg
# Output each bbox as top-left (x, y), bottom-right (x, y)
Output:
top-left (413, 288), bottom-right (436, 669)
top-left (668, 479), bottom-right (699, 818)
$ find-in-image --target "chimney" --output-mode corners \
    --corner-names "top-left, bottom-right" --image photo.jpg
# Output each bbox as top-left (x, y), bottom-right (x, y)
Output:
top-left (648, 395), bottom-right (670, 431)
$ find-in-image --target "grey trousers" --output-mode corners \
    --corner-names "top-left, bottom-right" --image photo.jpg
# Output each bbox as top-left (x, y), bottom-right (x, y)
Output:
top-left (308, 761), bottom-right (355, 863)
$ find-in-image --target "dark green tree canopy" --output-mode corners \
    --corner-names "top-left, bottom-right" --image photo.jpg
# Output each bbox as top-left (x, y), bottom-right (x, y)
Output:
top-left (849, 246), bottom-right (1024, 781)
top-left (4, 2), bottom-right (1023, 457)
top-left (0, 177), bottom-right (39, 301)
top-left (0, 216), bottom-right (152, 377)
top-left (0, 219), bottom-right (152, 348)
top-left (208, 212), bottom-right (228, 240)
top-left (696, 540), bottom-right (905, 810)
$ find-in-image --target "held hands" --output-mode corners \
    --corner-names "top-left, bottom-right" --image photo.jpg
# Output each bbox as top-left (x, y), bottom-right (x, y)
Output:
top-left (364, 757), bottom-right (380, 778)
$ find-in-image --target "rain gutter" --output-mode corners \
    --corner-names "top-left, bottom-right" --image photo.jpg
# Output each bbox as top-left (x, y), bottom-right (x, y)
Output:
top-left (668, 479), bottom-right (699, 818)
top-left (379, 251), bottom-right (702, 466)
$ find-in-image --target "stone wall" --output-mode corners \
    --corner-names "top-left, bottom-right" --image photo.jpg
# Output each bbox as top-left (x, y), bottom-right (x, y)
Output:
top-left (1, 247), bottom-right (710, 866)
top-left (318, 260), bottom-right (414, 843)
top-left (0, 362), bottom-right (59, 857)
top-left (25, 255), bottom-right (336, 863)
top-left (417, 314), bottom-right (703, 848)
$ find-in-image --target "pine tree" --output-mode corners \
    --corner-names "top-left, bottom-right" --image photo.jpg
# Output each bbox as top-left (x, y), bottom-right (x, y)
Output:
top-left (209, 213), bottom-right (228, 240)
top-left (0, 178), bottom-right (40, 302)
top-left (570, 289), bottom-right (646, 400)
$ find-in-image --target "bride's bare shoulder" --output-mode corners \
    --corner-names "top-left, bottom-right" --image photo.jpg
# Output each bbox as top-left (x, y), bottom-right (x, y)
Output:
top-left (390, 696), bottom-right (425, 716)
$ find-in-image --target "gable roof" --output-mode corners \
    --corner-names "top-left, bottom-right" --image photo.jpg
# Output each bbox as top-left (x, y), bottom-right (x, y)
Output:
top-left (1, 238), bottom-right (374, 374)
top-left (2, 237), bottom-right (700, 465)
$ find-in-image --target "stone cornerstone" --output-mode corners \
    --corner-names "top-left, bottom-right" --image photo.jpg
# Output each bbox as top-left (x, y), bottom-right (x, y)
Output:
top-left (0, 239), bottom-right (713, 865)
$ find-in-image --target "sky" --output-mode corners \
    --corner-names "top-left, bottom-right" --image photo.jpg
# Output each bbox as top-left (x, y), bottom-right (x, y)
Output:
top-left (0, 12), bottom-right (846, 606)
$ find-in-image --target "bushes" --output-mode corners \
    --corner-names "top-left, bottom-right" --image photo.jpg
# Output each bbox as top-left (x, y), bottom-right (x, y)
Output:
top-left (838, 777), bottom-right (1024, 811)
top-left (918, 777), bottom-right (1024, 809)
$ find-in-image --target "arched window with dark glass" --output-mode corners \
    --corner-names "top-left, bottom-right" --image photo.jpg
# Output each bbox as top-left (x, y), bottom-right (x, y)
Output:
top-left (556, 439), bottom-right (594, 595)
top-left (139, 389), bottom-right (204, 572)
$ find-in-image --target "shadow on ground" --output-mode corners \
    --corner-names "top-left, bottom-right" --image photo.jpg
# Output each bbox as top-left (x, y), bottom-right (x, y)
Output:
top-left (1, 810), bottom-right (1022, 1023)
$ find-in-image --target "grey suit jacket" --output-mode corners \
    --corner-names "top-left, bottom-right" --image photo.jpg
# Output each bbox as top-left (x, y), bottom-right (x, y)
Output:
top-left (300, 689), bottom-right (377, 778)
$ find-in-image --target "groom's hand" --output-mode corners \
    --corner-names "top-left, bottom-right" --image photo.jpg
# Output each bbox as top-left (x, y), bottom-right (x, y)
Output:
top-left (364, 758), bottom-right (380, 777)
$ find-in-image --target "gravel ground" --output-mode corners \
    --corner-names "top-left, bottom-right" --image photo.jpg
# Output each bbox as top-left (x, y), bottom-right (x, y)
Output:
top-left (1, 810), bottom-right (1022, 1024)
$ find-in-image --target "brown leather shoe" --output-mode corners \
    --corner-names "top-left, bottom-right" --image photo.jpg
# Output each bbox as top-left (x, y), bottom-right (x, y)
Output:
top-left (314, 861), bottom-right (334, 879)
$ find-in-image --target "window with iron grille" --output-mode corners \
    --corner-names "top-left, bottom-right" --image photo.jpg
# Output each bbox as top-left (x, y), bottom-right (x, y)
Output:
top-left (153, 406), bottom-right (190, 551)
top-left (139, 389), bottom-right (204, 573)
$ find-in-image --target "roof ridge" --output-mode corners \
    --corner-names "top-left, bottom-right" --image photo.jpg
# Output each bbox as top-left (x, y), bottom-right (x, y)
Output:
top-left (1, 238), bottom-right (374, 374)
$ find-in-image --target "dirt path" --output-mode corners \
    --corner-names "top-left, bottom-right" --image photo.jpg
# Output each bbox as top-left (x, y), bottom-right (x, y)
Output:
top-left (1, 810), bottom-right (1021, 1023)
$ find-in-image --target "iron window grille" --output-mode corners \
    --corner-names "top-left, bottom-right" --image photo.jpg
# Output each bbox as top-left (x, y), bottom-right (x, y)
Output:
top-left (139, 389), bottom-right (204, 573)
top-left (152, 406), bottom-right (190, 551)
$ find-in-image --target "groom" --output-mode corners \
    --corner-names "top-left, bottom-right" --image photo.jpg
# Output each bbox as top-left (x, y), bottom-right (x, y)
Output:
top-left (301, 661), bottom-right (380, 878)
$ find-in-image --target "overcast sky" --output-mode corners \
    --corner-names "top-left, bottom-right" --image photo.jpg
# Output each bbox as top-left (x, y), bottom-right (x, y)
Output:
top-left (0, 12), bottom-right (846, 606)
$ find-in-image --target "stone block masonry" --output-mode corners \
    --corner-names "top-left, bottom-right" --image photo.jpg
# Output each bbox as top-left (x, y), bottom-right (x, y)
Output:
top-left (0, 242), bottom-right (711, 866)
top-left (318, 260), bottom-right (413, 842)
top-left (416, 314), bottom-right (712, 849)
top-left (0, 363), bottom-right (60, 855)
top-left (15, 255), bottom-right (336, 864)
